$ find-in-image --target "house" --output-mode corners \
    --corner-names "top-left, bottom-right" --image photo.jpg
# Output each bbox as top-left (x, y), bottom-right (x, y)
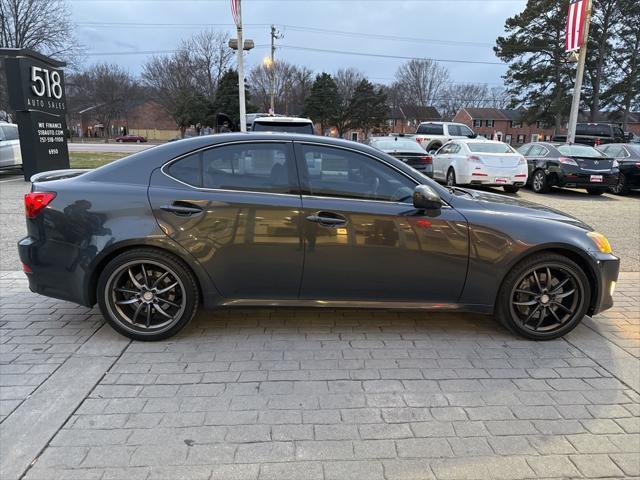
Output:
top-left (453, 108), bottom-right (555, 146)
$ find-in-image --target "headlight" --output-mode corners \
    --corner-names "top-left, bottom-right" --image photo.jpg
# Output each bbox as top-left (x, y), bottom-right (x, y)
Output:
top-left (587, 231), bottom-right (612, 254)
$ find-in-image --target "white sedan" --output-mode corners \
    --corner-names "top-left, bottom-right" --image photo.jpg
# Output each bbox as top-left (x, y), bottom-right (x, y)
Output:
top-left (433, 139), bottom-right (528, 193)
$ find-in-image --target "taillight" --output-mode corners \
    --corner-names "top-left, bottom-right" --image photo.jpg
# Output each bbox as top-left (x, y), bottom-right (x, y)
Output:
top-left (467, 155), bottom-right (483, 163)
top-left (418, 156), bottom-right (433, 165)
top-left (415, 138), bottom-right (423, 143)
top-left (559, 156), bottom-right (578, 166)
top-left (517, 156), bottom-right (526, 165)
top-left (25, 192), bottom-right (56, 218)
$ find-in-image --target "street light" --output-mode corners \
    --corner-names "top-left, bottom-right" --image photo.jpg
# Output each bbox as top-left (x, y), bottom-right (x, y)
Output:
top-left (263, 56), bottom-right (273, 67)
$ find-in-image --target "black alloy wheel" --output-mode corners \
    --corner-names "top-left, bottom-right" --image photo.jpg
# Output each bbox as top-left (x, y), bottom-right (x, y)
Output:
top-left (497, 253), bottom-right (590, 340)
top-left (98, 249), bottom-right (198, 341)
top-left (609, 172), bottom-right (629, 195)
top-left (531, 170), bottom-right (549, 193)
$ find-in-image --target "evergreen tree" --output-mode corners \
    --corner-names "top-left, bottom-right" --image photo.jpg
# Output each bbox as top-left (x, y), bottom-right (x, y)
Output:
top-left (347, 79), bottom-right (388, 138)
top-left (211, 69), bottom-right (255, 127)
top-left (303, 73), bottom-right (340, 135)
top-left (495, 0), bottom-right (574, 131)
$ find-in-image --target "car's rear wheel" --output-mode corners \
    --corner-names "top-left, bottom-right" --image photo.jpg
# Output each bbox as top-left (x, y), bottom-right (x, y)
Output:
top-left (496, 253), bottom-right (590, 340)
top-left (446, 168), bottom-right (457, 187)
top-left (503, 185), bottom-right (520, 193)
top-left (586, 188), bottom-right (605, 196)
top-left (609, 172), bottom-right (629, 195)
top-left (531, 170), bottom-right (549, 193)
top-left (97, 249), bottom-right (199, 341)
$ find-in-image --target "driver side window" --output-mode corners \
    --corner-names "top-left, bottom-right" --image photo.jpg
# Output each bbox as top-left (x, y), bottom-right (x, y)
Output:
top-left (300, 144), bottom-right (416, 203)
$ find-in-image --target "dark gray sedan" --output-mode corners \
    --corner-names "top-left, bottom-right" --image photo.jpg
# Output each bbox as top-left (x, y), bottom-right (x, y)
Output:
top-left (19, 133), bottom-right (619, 341)
top-left (365, 135), bottom-right (433, 177)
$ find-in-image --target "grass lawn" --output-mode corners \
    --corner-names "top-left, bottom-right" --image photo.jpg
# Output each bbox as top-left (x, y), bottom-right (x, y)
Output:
top-left (69, 152), bottom-right (124, 169)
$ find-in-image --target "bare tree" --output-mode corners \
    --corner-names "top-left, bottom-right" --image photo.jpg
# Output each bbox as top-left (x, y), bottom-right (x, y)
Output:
top-left (1, 0), bottom-right (80, 118)
top-left (69, 63), bottom-right (139, 140)
top-left (182, 30), bottom-right (233, 101)
top-left (248, 61), bottom-right (314, 116)
top-left (333, 68), bottom-right (365, 136)
top-left (394, 59), bottom-right (450, 107)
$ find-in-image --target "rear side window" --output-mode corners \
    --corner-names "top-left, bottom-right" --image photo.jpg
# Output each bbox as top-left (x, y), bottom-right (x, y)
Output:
top-left (416, 123), bottom-right (443, 135)
top-left (448, 125), bottom-right (474, 137)
top-left (167, 142), bottom-right (295, 193)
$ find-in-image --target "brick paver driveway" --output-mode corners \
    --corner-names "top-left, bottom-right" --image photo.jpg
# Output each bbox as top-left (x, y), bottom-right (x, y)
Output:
top-left (1, 175), bottom-right (639, 479)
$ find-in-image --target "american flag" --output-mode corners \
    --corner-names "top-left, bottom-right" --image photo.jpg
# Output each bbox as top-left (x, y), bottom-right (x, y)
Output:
top-left (565, 0), bottom-right (588, 52)
top-left (230, 0), bottom-right (240, 26)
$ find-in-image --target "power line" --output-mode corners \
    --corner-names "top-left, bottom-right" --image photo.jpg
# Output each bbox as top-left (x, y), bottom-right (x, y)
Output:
top-left (278, 45), bottom-right (506, 66)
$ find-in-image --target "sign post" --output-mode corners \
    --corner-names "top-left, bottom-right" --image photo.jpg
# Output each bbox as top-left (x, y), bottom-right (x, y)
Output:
top-left (0, 48), bottom-right (70, 180)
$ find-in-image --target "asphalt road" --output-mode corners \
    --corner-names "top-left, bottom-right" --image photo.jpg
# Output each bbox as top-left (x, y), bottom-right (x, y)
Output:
top-left (0, 173), bottom-right (638, 271)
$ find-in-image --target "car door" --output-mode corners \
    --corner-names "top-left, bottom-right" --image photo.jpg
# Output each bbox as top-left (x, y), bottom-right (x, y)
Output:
top-left (148, 140), bottom-right (304, 300)
top-left (433, 143), bottom-right (451, 180)
top-left (294, 142), bottom-right (469, 303)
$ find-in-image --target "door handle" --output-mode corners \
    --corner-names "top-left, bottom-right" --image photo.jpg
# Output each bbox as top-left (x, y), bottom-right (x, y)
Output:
top-left (160, 202), bottom-right (203, 216)
top-left (306, 212), bottom-right (347, 227)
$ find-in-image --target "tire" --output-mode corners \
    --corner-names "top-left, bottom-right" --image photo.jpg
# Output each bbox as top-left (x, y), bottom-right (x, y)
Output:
top-left (503, 185), bottom-right (520, 193)
top-left (586, 188), bottom-right (605, 196)
top-left (495, 253), bottom-right (590, 340)
top-left (531, 169), bottom-right (549, 193)
top-left (609, 172), bottom-right (629, 195)
top-left (97, 249), bottom-right (199, 341)
top-left (446, 168), bottom-right (457, 187)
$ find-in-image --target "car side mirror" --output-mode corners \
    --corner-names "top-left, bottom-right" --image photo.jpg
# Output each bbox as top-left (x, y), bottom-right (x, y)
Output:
top-left (413, 185), bottom-right (442, 210)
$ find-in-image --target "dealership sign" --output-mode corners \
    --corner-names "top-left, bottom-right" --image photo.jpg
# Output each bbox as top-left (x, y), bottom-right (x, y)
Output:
top-left (1, 48), bottom-right (70, 180)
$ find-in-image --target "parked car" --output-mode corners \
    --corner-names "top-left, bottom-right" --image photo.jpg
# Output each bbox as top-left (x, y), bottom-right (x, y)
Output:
top-left (413, 121), bottom-right (477, 153)
top-left (364, 135), bottom-right (433, 176)
top-left (518, 142), bottom-right (618, 195)
top-left (432, 139), bottom-right (527, 193)
top-left (18, 133), bottom-right (618, 342)
top-left (0, 122), bottom-right (22, 170)
top-left (115, 134), bottom-right (147, 143)
top-left (251, 116), bottom-right (314, 134)
top-left (553, 123), bottom-right (627, 146)
top-left (596, 143), bottom-right (640, 195)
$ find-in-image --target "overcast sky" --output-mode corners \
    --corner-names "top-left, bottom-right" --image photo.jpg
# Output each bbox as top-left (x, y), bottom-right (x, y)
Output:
top-left (71, 0), bottom-right (527, 87)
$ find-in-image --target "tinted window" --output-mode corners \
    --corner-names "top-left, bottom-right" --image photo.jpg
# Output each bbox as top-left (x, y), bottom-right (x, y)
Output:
top-left (416, 123), bottom-right (443, 135)
top-left (577, 124), bottom-right (611, 137)
top-left (601, 145), bottom-right (624, 157)
top-left (167, 143), bottom-right (295, 193)
top-left (168, 153), bottom-right (202, 186)
top-left (517, 144), bottom-right (532, 155)
top-left (202, 143), bottom-right (293, 192)
top-left (301, 145), bottom-right (415, 203)
top-left (557, 144), bottom-right (605, 158)
top-left (372, 139), bottom-right (424, 152)
top-left (252, 121), bottom-right (314, 134)
top-left (448, 124), bottom-right (474, 137)
top-left (528, 145), bottom-right (548, 157)
top-left (468, 142), bottom-right (515, 154)
top-left (1, 124), bottom-right (19, 140)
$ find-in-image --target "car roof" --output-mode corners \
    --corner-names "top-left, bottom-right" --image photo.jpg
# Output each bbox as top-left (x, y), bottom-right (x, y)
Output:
top-left (253, 116), bottom-right (313, 124)
top-left (417, 121), bottom-right (466, 126)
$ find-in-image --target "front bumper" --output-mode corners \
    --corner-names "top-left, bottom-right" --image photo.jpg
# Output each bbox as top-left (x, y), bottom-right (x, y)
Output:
top-left (589, 252), bottom-right (620, 316)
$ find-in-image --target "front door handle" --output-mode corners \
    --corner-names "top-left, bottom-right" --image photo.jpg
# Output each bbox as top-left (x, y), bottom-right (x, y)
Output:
top-left (160, 202), bottom-right (203, 216)
top-left (306, 212), bottom-right (347, 227)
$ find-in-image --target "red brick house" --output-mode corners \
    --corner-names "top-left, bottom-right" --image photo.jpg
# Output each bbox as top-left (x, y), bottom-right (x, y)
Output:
top-left (453, 108), bottom-right (555, 146)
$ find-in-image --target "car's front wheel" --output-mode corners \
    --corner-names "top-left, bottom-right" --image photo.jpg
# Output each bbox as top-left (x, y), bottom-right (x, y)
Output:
top-left (97, 249), bottom-right (199, 341)
top-left (496, 253), bottom-right (590, 340)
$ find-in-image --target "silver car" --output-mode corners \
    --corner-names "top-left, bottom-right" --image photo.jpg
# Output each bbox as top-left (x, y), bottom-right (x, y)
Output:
top-left (0, 122), bottom-right (22, 169)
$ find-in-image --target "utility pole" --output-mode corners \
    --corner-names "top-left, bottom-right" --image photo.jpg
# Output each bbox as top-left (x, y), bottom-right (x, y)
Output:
top-left (566, 0), bottom-right (593, 144)
top-left (236, 0), bottom-right (247, 132)
top-left (268, 25), bottom-right (283, 114)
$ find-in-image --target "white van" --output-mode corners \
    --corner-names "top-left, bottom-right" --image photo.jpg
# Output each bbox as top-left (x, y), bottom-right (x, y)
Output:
top-left (0, 122), bottom-right (22, 170)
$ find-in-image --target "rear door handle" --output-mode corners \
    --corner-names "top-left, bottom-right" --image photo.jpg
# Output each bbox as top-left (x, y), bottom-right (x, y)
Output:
top-left (306, 212), bottom-right (347, 227)
top-left (161, 202), bottom-right (203, 216)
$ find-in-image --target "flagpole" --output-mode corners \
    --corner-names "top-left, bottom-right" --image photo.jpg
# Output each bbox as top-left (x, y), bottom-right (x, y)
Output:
top-left (236, 0), bottom-right (247, 132)
top-left (566, 0), bottom-right (592, 144)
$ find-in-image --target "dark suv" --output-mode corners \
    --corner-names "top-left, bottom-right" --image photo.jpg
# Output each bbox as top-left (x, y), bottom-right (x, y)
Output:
top-left (554, 123), bottom-right (628, 146)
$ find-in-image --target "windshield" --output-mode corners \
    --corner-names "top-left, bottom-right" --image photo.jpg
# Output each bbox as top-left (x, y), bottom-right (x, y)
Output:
top-left (467, 142), bottom-right (515, 154)
top-left (373, 139), bottom-right (424, 152)
top-left (557, 144), bottom-right (605, 158)
top-left (252, 122), bottom-right (314, 134)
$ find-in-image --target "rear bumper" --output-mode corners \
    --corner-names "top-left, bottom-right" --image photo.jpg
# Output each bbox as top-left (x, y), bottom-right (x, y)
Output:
top-left (557, 171), bottom-right (618, 189)
top-left (459, 165), bottom-right (528, 186)
top-left (18, 236), bottom-right (92, 306)
top-left (589, 253), bottom-right (620, 316)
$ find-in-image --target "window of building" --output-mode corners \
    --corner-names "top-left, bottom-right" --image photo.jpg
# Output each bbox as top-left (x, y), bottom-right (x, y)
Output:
top-left (300, 144), bottom-right (415, 203)
top-left (511, 121), bottom-right (523, 128)
top-left (473, 119), bottom-right (482, 127)
top-left (351, 132), bottom-right (358, 142)
top-left (516, 134), bottom-right (526, 144)
top-left (485, 120), bottom-right (495, 127)
top-left (505, 134), bottom-right (512, 144)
